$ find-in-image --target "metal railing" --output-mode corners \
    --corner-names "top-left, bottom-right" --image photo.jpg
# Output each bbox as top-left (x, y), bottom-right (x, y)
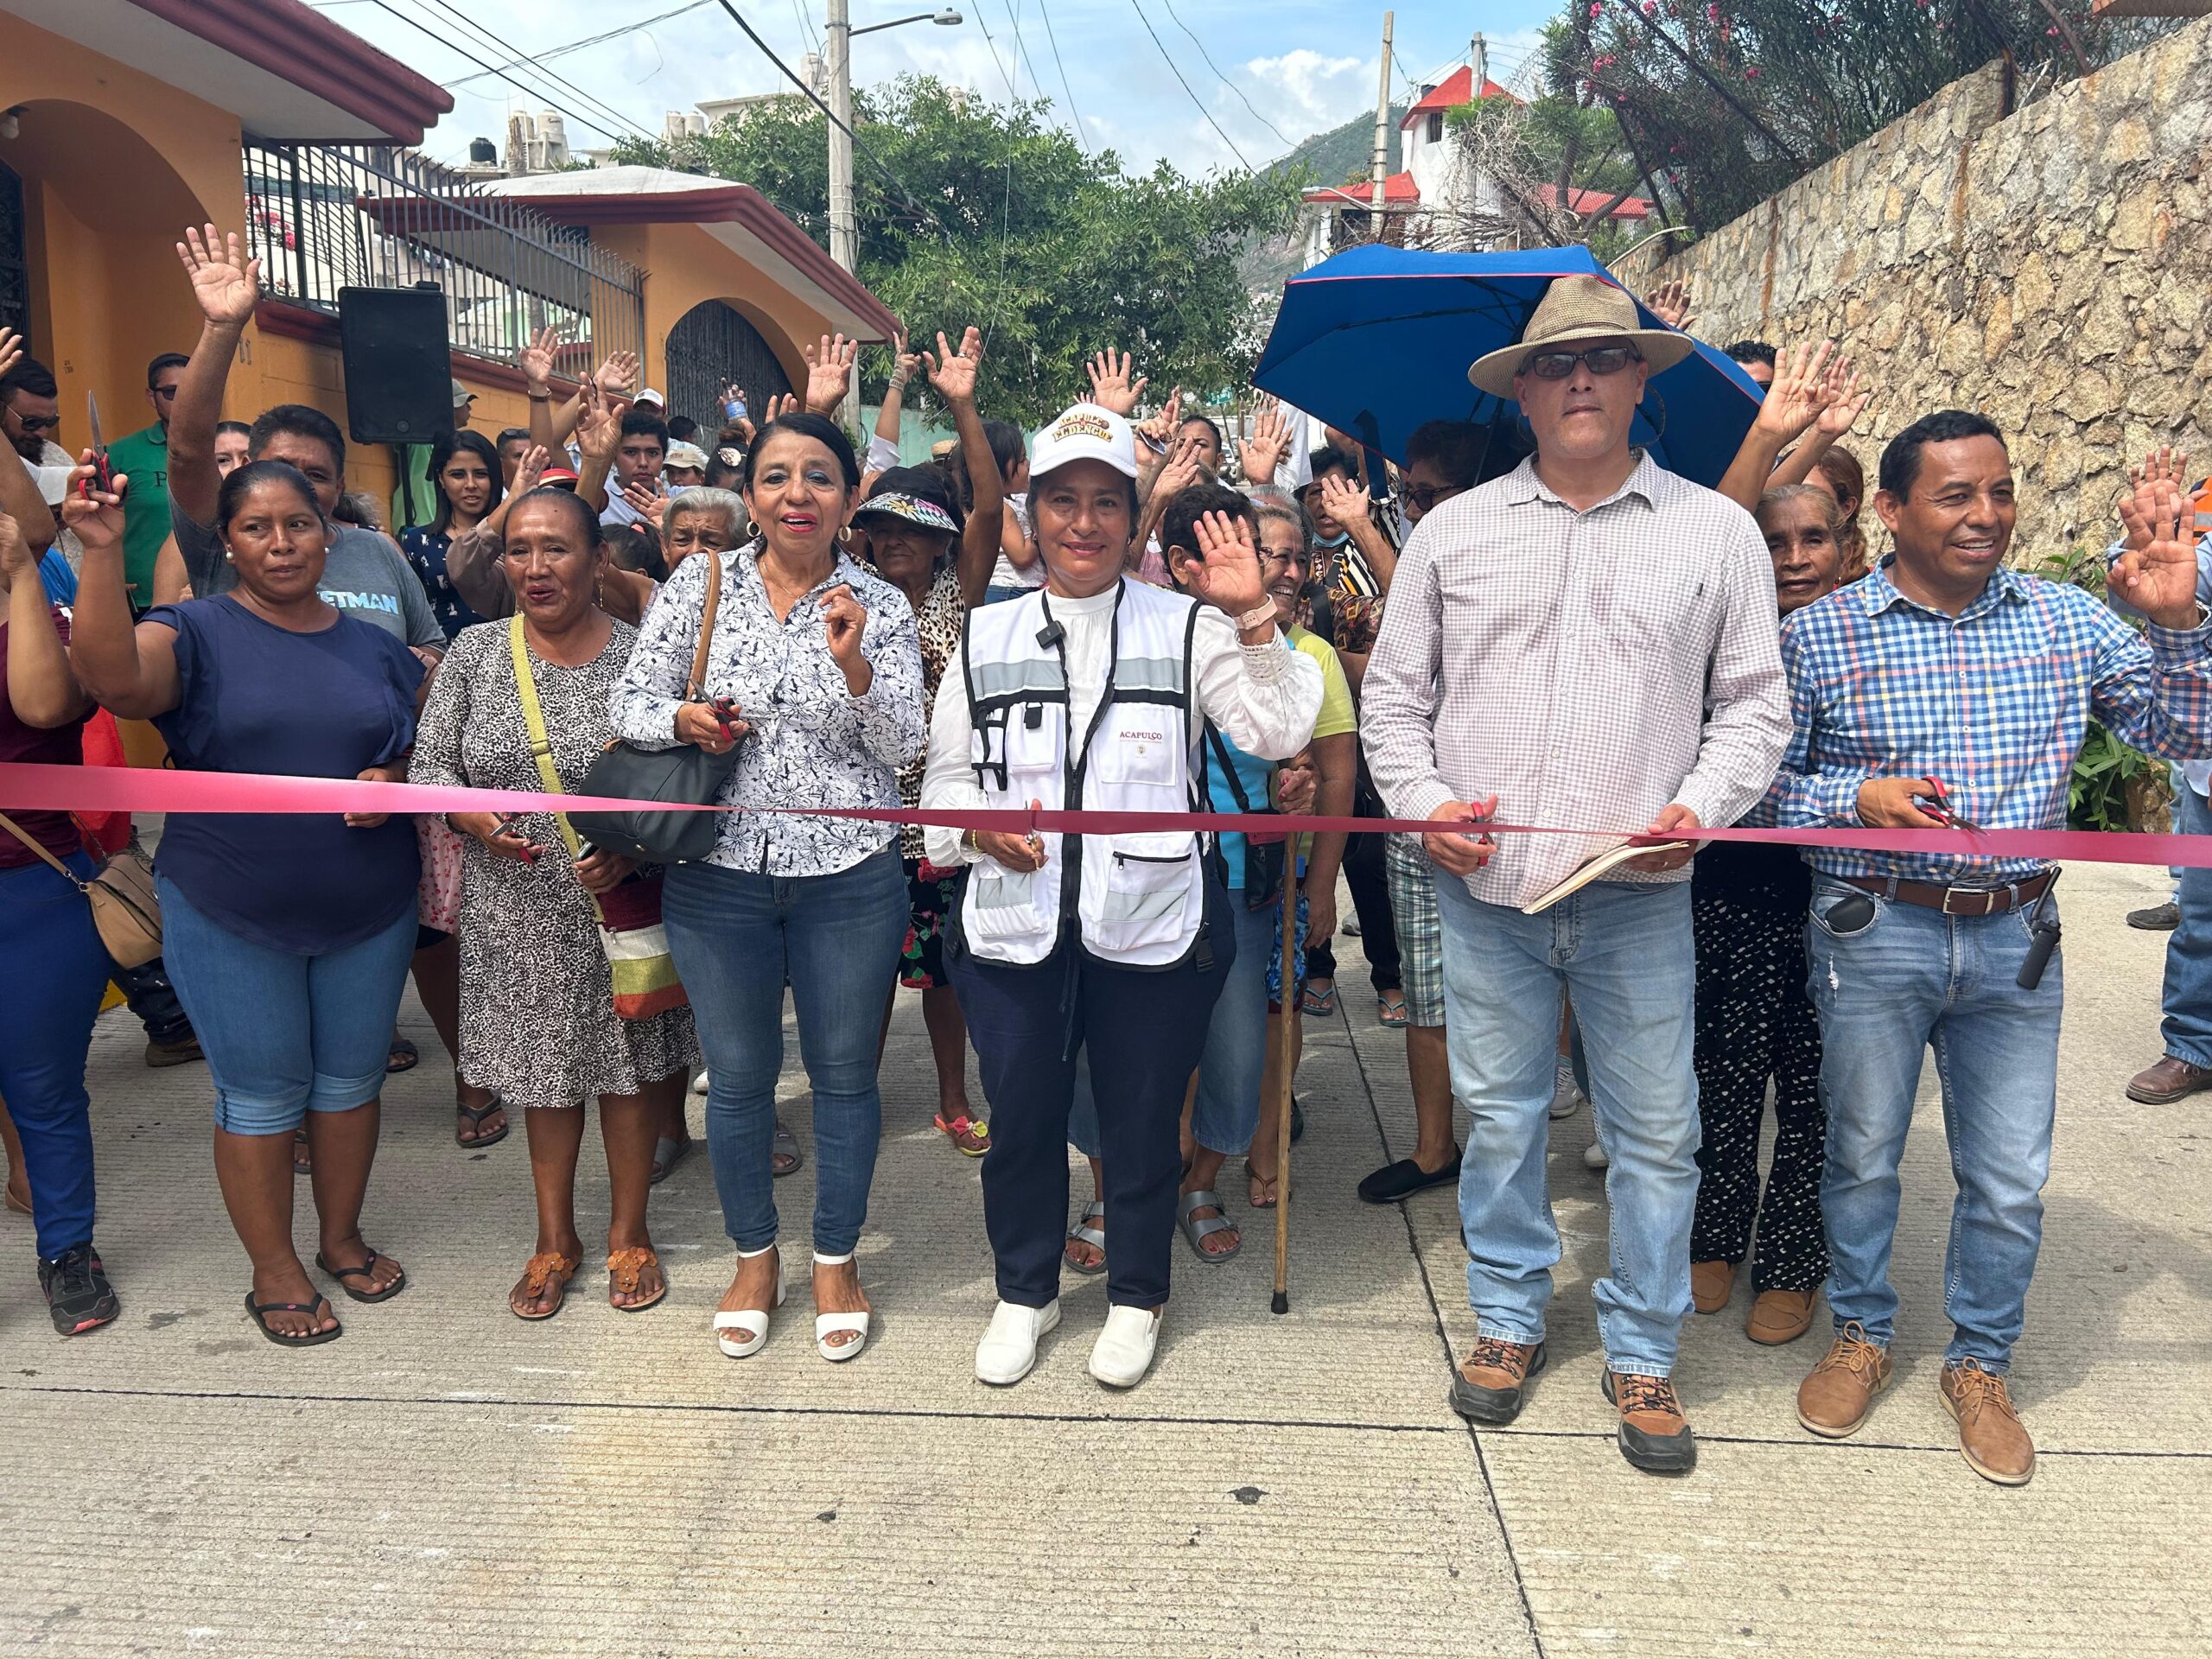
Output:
top-left (242, 138), bottom-right (645, 377)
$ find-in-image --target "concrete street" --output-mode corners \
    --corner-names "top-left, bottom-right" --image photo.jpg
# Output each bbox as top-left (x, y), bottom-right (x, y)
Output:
top-left (3, 857), bottom-right (2208, 1656)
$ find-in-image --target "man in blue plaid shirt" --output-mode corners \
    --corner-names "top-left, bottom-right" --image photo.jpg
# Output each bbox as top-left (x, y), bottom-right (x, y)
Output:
top-left (1769, 410), bottom-right (2212, 1487)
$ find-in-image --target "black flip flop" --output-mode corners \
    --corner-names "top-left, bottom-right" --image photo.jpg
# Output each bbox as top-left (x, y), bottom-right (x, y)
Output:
top-left (455, 1098), bottom-right (510, 1148)
top-left (315, 1248), bottom-right (407, 1304)
top-left (245, 1290), bottom-right (341, 1347)
top-left (292, 1128), bottom-right (312, 1178)
top-left (385, 1036), bottom-right (420, 1075)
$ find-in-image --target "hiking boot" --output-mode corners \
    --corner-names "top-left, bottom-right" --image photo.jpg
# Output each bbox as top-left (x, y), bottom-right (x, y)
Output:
top-left (1940, 1360), bottom-right (2035, 1486)
top-left (1745, 1288), bottom-right (1820, 1345)
top-left (38, 1244), bottom-right (119, 1336)
top-left (145, 1035), bottom-right (204, 1068)
top-left (1448, 1336), bottom-right (1546, 1425)
top-left (1796, 1322), bottom-right (1891, 1437)
top-left (2126, 1055), bottom-right (2212, 1105)
top-left (1690, 1259), bottom-right (1737, 1313)
top-left (1601, 1370), bottom-right (1696, 1474)
top-left (2126, 900), bottom-right (2180, 931)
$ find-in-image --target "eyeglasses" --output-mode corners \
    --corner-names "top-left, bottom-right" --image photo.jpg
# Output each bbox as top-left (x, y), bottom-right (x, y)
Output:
top-left (1522, 346), bottom-right (1643, 380)
top-left (1402, 482), bottom-right (1468, 515)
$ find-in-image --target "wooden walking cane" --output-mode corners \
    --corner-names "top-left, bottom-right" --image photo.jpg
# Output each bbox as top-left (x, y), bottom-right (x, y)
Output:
top-left (1272, 868), bottom-right (1296, 1315)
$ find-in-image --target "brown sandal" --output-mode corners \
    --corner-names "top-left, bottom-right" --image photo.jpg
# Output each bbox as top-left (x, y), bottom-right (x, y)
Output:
top-left (510, 1251), bottom-right (581, 1321)
top-left (607, 1246), bottom-right (668, 1313)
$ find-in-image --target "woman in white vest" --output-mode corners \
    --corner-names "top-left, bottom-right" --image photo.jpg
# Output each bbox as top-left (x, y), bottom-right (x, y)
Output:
top-left (918, 402), bottom-right (1323, 1389)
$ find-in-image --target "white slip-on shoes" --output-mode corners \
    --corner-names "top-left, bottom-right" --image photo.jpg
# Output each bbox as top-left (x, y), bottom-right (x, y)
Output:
top-left (1088, 1303), bottom-right (1163, 1389)
top-left (713, 1246), bottom-right (784, 1358)
top-left (976, 1298), bottom-right (1061, 1385)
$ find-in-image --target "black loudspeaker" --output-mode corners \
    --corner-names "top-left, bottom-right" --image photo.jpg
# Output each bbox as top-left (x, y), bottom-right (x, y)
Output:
top-left (337, 286), bottom-right (451, 444)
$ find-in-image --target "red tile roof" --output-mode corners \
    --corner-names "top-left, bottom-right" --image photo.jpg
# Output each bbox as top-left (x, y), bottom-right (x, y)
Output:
top-left (1402, 66), bottom-right (1518, 125)
top-left (1530, 183), bottom-right (1653, 220)
top-left (1302, 169), bottom-right (1421, 207)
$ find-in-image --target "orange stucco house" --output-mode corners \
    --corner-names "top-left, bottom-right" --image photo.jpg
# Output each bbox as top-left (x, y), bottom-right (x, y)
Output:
top-left (0, 0), bottom-right (895, 507)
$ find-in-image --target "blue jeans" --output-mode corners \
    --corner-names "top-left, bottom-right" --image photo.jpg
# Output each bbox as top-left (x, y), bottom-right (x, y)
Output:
top-left (984, 582), bottom-right (1037, 605)
top-left (1434, 875), bottom-right (1699, 1376)
top-left (1805, 878), bottom-right (2060, 1370)
top-left (661, 846), bottom-right (908, 1255)
top-left (0, 855), bottom-right (111, 1259)
top-left (158, 874), bottom-right (416, 1135)
top-left (2162, 781), bottom-right (2212, 1067)
top-left (1069, 890), bottom-right (1274, 1160)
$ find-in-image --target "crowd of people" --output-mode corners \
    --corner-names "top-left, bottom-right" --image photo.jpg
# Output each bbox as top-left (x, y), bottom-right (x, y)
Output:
top-left (2, 224), bottom-right (2208, 1491)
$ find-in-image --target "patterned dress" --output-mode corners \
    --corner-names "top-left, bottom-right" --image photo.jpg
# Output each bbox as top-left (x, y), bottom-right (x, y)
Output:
top-left (897, 563), bottom-right (968, 988)
top-left (410, 618), bottom-right (698, 1110)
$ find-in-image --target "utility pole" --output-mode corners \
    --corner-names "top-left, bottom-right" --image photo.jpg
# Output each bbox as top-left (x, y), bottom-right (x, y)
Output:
top-left (825, 0), bottom-right (861, 420)
top-left (1470, 31), bottom-right (1486, 92)
top-left (1368, 10), bottom-right (1395, 241)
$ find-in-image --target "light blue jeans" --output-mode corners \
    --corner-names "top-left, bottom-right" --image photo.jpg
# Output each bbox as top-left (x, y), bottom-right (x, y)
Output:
top-left (661, 846), bottom-right (909, 1256)
top-left (2161, 781), bottom-right (2212, 1067)
top-left (1433, 874), bottom-right (1699, 1376)
top-left (1803, 876), bottom-right (2061, 1371)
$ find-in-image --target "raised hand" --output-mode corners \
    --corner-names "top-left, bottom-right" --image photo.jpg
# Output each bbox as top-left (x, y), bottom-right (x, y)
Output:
top-left (2114, 470), bottom-right (2207, 631)
top-left (1187, 509), bottom-right (1268, 617)
top-left (1814, 354), bottom-right (1872, 439)
top-left (175, 225), bottom-right (260, 328)
top-left (1751, 339), bottom-right (1838, 441)
top-left (1646, 277), bottom-right (1694, 332)
top-left (512, 443), bottom-right (550, 496)
top-left (764, 391), bottom-right (803, 424)
top-left (58, 461), bottom-right (127, 549)
top-left (518, 326), bottom-right (562, 392)
top-left (1136, 386), bottom-right (1183, 448)
top-left (2132, 445), bottom-right (2190, 493)
top-left (620, 478), bottom-right (666, 520)
top-left (0, 326), bottom-right (20, 383)
top-left (575, 382), bottom-right (632, 464)
top-left (804, 333), bottom-right (857, 416)
top-left (1316, 470), bottom-right (1371, 535)
top-left (924, 327), bottom-right (983, 406)
top-left (886, 334), bottom-right (921, 393)
top-left (1236, 397), bottom-right (1291, 485)
top-left (594, 351), bottom-right (640, 396)
top-left (1086, 349), bottom-right (1147, 416)
top-left (1153, 431), bottom-right (1207, 505)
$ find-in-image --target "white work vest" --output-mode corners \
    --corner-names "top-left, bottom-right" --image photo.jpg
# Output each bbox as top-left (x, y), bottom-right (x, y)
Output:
top-left (957, 579), bottom-right (1212, 967)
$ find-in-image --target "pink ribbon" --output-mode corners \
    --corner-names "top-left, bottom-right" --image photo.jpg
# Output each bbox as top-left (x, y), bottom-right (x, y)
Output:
top-left (3, 761), bottom-right (2205, 867)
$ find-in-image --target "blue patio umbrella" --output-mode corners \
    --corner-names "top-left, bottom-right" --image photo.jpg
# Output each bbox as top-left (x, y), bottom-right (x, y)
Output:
top-left (1253, 243), bottom-right (1764, 489)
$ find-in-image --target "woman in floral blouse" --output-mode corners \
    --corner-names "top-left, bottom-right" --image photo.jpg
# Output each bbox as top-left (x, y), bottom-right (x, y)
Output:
top-left (609, 411), bottom-right (925, 1367)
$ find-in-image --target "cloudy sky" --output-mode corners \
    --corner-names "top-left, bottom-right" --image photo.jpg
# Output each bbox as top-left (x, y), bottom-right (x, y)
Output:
top-left (315, 0), bottom-right (1555, 174)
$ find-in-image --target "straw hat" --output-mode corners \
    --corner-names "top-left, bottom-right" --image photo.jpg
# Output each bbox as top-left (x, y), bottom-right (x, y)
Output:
top-left (1467, 275), bottom-right (1694, 399)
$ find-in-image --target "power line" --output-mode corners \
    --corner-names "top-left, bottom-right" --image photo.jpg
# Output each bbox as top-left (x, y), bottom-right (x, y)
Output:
top-left (358, 0), bottom-right (637, 143)
top-left (1158, 0), bottom-right (1298, 150)
top-left (1003, 0), bottom-right (1058, 118)
top-left (407, 0), bottom-right (655, 143)
top-left (1126, 0), bottom-right (1255, 170)
top-left (969, 3), bottom-right (1028, 104)
top-left (442, 2), bottom-right (715, 91)
top-left (1034, 0), bottom-right (1090, 152)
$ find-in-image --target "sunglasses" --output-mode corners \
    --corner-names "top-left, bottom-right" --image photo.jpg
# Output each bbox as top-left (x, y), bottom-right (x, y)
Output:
top-left (1522, 346), bottom-right (1643, 380)
top-left (9, 410), bottom-right (59, 432)
top-left (1402, 482), bottom-right (1468, 514)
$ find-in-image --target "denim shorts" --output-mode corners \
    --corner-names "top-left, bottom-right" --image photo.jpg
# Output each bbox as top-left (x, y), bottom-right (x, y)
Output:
top-left (157, 874), bottom-right (419, 1135)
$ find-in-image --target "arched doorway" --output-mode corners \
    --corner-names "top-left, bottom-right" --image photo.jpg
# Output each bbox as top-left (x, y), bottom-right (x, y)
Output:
top-left (664, 299), bottom-right (793, 440)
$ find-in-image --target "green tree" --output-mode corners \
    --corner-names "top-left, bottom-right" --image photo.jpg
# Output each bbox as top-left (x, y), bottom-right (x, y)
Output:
top-left (611, 77), bottom-right (1303, 423)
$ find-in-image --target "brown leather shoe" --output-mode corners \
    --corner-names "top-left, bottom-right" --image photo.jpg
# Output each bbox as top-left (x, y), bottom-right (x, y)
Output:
top-left (1601, 1370), bottom-right (1696, 1473)
top-left (1941, 1361), bottom-right (2035, 1486)
top-left (1796, 1322), bottom-right (1892, 1437)
top-left (1448, 1336), bottom-right (1546, 1426)
top-left (1690, 1258), bottom-right (1737, 1314)
top-left (2126, 1054), bottom-right (2212, 1105)
top-left (1746, 1287), bottom-right (1819, 1345)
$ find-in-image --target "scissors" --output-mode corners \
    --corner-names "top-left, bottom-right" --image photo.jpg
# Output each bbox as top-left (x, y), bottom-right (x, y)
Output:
top-left (1923, 777), bottom-right (1980, 833)
top-left (78, 391), bottom-right (115, 499)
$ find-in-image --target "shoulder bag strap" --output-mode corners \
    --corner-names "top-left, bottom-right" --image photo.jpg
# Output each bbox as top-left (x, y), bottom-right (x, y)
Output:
top-left (508, 614), bottom-right (586, 868)
top-left (683, 551), bottom-right (725, 703)
top-left (0, 809), bottom-right (90, 890)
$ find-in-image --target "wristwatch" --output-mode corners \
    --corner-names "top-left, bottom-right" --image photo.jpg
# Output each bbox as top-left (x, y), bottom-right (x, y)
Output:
top-left (1234, 602), bottom-right (1279, 634)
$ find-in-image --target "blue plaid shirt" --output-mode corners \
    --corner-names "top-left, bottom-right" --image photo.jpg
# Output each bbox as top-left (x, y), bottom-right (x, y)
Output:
top-left (1768, 557), bottom-right (2212, 884)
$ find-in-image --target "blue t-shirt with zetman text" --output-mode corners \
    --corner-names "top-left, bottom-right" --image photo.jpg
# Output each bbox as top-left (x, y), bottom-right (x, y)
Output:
top-left (145, 594), bottom-right (425, 955)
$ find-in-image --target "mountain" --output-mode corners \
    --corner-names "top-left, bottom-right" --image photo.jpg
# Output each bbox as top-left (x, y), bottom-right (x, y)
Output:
top-left (1264, 105), bottom-right (1405, 190)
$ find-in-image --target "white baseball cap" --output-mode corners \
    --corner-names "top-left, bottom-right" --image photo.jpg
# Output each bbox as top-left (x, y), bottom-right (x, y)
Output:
top-left (1028, 401), bottom-right (1138, 483)
top-left (634, 387), bottom-right (665, 409)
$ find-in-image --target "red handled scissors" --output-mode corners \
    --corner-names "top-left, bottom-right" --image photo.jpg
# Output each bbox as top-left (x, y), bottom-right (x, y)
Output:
top-left (1923, 778), bottom-right (1980, 833)
top-left (78, 392), bottom-right (116, 499)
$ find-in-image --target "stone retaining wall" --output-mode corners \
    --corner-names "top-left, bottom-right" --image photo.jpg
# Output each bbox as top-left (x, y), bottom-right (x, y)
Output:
top-left (1618, 18), bottom-right (2212, 554)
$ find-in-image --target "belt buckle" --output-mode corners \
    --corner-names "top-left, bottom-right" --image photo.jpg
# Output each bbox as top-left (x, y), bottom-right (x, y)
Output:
top-left (1939, 886), bottom-right (1984, 917)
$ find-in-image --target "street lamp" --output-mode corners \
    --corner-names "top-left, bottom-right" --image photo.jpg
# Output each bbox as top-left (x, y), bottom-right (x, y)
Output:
top-left (825, 3), bottom-right (963, 414)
